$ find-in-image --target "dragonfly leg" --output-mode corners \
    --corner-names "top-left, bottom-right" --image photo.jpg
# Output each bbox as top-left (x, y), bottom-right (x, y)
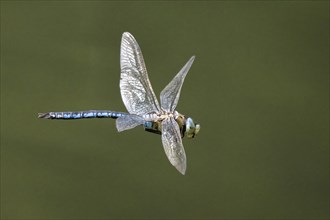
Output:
top-left (144, 128), bottom-right (162, 135)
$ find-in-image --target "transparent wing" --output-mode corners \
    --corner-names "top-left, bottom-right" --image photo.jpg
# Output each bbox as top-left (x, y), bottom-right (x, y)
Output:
top-left (160, 56), bottom-right (195, 112)
top-left (120, 32), bottom-right (161, 115)
top-left (116, 115), bottom-right (144, 132)
top-left (161, 117), bottom-right (187, 175)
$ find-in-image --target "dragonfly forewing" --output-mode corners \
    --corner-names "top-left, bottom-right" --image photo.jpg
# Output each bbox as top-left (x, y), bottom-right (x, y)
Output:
top-left (161, 117), bottom-right (187, 175)
top-left (120, 32), bottom-right (161, 115)
top-left (160, 56), bottom-right (195, 112)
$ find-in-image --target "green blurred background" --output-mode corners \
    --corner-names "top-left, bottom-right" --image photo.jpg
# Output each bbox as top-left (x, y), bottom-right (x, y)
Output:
top-left (1, 1), bottom-right (329, 219)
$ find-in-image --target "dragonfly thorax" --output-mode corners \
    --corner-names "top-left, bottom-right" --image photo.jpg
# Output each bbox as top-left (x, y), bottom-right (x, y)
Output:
top-left (144, 110), bottom-right (182, 122)
top-left (143, 111), bottom-right (199, 138)
top-left (160, 110), bottom-right (181, 120)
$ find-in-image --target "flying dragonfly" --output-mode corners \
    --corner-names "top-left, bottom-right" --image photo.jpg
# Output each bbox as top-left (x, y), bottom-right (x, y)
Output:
top-left (38, 32), bottom-right (200, 175)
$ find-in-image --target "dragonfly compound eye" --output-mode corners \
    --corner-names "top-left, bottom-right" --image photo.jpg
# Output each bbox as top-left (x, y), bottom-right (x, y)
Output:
top-left (185, 117), bottom-right (200, 138)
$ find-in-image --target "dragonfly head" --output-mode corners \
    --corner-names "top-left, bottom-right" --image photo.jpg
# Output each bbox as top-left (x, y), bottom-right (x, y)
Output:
top-left (185, 117), bottom-right (200, 138)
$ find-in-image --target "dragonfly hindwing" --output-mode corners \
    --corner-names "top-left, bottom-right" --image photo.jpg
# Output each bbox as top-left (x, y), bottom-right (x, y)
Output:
top-left (116, 114), bottom-right (144, 132)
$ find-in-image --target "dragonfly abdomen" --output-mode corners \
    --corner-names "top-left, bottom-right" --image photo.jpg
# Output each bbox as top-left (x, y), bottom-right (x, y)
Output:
top-left (38, 110), bottom-right (128, 120)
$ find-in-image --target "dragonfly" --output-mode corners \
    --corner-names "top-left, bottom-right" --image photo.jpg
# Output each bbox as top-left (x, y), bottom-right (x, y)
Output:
top-left (38, 32), bottom-right (200, 175)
